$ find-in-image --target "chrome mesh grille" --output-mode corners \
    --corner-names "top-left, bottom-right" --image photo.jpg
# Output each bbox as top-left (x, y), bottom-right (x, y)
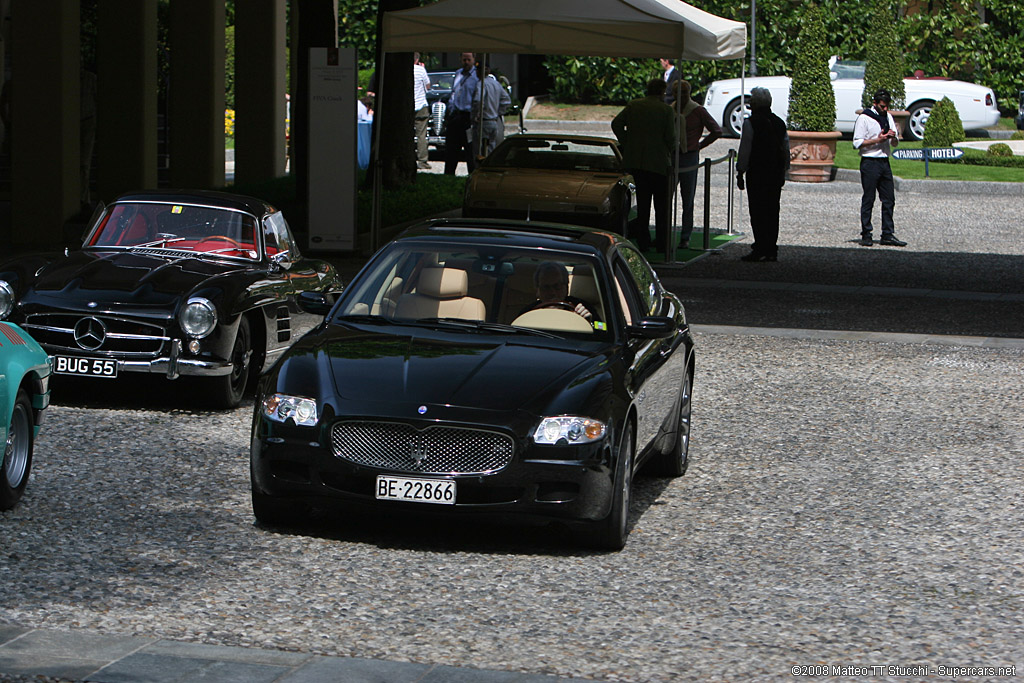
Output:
top-left (23, 313), bottom-right (169, 356)
top-left (429, 101), bottom-right (446, 138)
top-left (331, 421), bottom-right (514, 475)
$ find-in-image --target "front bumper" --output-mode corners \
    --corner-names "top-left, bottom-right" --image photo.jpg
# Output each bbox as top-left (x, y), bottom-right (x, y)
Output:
top-left (251, 419), bottom-right (618, 524)
top-left (51, 339), bottom-right (234, 380)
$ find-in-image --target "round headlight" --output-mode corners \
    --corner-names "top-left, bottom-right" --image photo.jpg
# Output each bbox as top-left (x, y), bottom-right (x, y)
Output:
top-left (179, 297), bottom-right (217, 338)
top-left (0, 280), bottom-right (14, 320)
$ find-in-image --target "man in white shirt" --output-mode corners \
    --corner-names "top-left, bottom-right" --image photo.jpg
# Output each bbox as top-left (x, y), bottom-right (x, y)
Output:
top-left (412, 53), bottom-right (431, 169)
top-left (472, 67), bottom-right (511, 159)
top-left (852, 88), bottom-right (906, 247)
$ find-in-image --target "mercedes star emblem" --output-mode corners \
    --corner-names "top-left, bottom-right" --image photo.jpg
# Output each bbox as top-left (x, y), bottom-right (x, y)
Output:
top-left (74, 317), bottom-right (107, 351)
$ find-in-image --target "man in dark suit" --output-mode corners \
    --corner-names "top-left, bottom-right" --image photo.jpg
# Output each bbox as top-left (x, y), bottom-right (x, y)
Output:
top-left (660, 58), bottom-right (681, 104)
top-left (736, 87), bottom-right (790, 261)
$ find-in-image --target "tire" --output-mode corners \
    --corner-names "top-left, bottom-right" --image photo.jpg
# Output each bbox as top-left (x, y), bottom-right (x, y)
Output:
top-left (1, 388), bottom-right (33, 511)
top-left (723, 99), bottom-right (749, 138)
top-left (905, 100), bottom-right (933, 142)
top-left (648, 368), bottom-right (692, 477)
top-left (208, 316), bottom-right (251, 409)
top-left (579, 422), bottom-right (634, 551)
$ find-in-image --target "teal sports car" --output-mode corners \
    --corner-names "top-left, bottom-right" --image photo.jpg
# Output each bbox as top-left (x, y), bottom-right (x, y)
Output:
top-left (1, 322), bottom-right (51, 510)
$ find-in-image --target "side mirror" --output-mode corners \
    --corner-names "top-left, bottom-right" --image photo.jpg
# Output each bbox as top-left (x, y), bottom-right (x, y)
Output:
top-left (270, 251), bottom-right (292, 269)
top-left (297, 291), bottom-right (333, 316)
top-left (627, 316), bottom-right (677, 339)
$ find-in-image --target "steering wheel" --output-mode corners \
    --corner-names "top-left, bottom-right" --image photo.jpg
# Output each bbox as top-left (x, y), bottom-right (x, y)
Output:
top-left (195, 236), bottom-right (242, 252)
top-left (536, 301), bottom-right (577, 312)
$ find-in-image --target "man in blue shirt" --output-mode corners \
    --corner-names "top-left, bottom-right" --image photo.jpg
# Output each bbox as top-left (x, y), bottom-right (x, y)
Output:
top-left (444, 52), bottom-right (480, 175)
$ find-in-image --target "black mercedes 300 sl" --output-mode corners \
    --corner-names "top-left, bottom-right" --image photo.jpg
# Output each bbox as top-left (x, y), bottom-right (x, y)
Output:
top-left (0, 190), bottom-right (343, 408)
top-left (251, 219), bottom-right (694, 549)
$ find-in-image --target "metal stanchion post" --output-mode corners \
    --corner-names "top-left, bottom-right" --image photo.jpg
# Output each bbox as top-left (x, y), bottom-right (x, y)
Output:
top-left (727, 148), bottom-right (736, 235)
top-left (702, 159), bottom-right (712, 251)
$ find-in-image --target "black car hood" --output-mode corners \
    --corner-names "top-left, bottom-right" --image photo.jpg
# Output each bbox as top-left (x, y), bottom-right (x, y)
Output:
top-left (26, 249), bottom-right (249, 309)
top-left (317, 324), bottom-right (605, 413)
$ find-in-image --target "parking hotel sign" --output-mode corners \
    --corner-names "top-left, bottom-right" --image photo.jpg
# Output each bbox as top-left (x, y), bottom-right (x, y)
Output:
top-left (892, 147), bottom-right (964, 161)
top-left (891, 146), bottom-right (964, 176)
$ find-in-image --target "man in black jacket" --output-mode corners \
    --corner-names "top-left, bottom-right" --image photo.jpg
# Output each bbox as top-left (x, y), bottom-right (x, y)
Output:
top-left (736, 87), bottom-right (790, 262)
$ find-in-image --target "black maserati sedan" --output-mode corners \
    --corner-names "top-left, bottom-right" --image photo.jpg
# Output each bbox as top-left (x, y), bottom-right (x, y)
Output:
top-left (0, 190), bottom-right (343, 408)
top-left (250, 218), bottom-right (694, 550)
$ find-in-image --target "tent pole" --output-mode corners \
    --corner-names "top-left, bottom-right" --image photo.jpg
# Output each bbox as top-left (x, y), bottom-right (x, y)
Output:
top-left (667, 52), bottom-right (682, 264)
top-left (370, 51), bottom-right (387, 252)
top-left (474, 54), bottom-right (487, 162)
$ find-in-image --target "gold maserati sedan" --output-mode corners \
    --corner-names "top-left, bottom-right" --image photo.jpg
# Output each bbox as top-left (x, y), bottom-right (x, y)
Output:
top-left (462, 134), bottom-right (636, 233)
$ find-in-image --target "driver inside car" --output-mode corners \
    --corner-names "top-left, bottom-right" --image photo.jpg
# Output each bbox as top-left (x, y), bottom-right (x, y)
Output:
top-left (520, 261), bottom-right (599, 322)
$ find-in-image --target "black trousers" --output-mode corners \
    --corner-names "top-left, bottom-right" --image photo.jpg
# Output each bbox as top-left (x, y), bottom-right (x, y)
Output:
top-left (628, 168), bottom-right (670, 252)
top-left (859, 156), bottom-right (895, 238)
top-left (443, 110), bottom-right (476, 176)
top-left (746, 175), bottom-right (782, 257)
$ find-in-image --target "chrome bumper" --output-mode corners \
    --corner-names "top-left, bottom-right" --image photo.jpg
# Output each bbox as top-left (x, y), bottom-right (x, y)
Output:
top-left (52, 340), bottom-right (234, 381)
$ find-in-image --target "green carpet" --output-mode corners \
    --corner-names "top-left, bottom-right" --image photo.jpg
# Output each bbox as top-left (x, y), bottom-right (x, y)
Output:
top-left (643, 231), bottom-right (745, 265)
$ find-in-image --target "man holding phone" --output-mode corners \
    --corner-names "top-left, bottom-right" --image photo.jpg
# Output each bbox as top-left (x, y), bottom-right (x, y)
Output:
top-left (853, 89), bottom-right (906, 247)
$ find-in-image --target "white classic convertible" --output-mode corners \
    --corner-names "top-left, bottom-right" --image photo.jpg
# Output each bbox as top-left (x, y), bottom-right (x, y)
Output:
top-left (703, 58), bottom-right (1000, 140)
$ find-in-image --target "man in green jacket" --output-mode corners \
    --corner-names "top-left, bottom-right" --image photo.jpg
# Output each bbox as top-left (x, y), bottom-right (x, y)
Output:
top-left (612, 78), bottom-right (677, 253)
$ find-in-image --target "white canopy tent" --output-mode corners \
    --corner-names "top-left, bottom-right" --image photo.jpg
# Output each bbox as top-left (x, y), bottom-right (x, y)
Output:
top-left (369, 0), bottom-right (747, 250)
top-left (381, 0), bottom-right (745, 60)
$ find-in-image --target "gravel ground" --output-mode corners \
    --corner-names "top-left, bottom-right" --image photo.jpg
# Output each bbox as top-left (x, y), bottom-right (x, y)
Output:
top-left (3, 168), bottom-right (1023, 682)
top-left (1, 335), bottom-right (1022, 681)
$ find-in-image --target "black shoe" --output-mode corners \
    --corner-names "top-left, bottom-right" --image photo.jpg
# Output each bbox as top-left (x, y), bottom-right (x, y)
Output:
top-left (858, 237), bottom-right (873, 247)
top-left (879, 236), bottom-right (907, 247)
top-left (741, 252), bottom-right (768, 262)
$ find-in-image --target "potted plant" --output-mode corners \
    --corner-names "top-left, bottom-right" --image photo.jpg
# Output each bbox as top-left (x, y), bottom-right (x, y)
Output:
top-left (786, 4), bottom-right (841, 182)
top-left (861, 0), bottom-right (909, 135)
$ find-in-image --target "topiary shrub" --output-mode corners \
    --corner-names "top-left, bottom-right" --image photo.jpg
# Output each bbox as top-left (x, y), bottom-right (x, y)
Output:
top-left (787, 5), bottom-right (836, 132)
top-left (986, 143), bottom-right (1014, 157)
top-left (861, 0), bottom-right (906, 110)
top-left (922, 96), bottom-right (965, 147)
top-left (543, 57), bottom-right (651, 105)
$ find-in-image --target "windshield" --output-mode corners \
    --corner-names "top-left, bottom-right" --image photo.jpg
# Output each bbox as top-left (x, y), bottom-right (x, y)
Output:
top-left (830, 59), bottom-right (866, 79)
top-left (429, 72), bottom-right (456, 91)
top-left (86, 202), bottom-right (260, 259)
top-left (336, 243), bottom-right (612, 338)
top-left (483, 138), bottom-right (623, 172)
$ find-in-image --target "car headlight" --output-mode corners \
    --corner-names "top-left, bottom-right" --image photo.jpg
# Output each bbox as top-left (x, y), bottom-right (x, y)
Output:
top-left (262, 394), bottom-right (318, 427)
top-left (533, 416), bottom-right (606, 445)
top-left (179, 297), bottom-right (217, 338)
top-left (0, 280), bottom-right (13, 320)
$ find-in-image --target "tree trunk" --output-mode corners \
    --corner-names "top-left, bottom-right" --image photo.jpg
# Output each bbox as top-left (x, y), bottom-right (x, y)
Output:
top-left (369, 0), bottom-right (417, 190)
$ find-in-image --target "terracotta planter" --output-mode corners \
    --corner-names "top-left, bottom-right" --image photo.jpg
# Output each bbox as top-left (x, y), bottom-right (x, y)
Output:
top-left (890, 110), bottom-right (910, 138)
top-left (787, 130), bottom-right (842, 183)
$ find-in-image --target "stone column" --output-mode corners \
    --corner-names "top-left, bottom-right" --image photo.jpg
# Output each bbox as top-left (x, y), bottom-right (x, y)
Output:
top-left (169, 0), bottom-right (226, 189)
top-left (9, 1), bottom-right (80, 247)
top-left (96, 0), bottom-right (157, 203)
top-left (235, 0), bottom-right (288, 185)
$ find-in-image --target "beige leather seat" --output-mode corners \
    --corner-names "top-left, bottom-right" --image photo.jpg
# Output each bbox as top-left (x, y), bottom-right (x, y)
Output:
top-left (568, 270), bottom-right (601, 317)
top-left (395, 267), bottom-right (486, 321)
